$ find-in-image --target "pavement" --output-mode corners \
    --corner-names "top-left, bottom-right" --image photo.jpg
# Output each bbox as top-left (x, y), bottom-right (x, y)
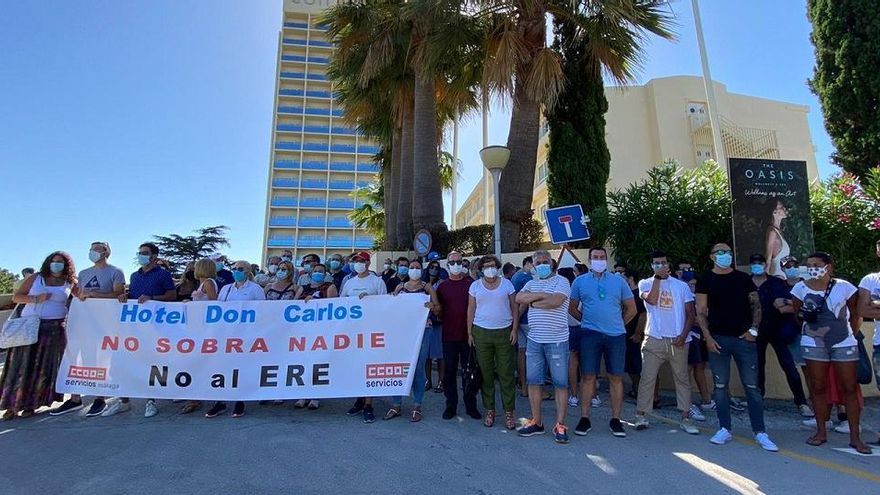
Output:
top-left (1, 383), bottom-right (879, 494)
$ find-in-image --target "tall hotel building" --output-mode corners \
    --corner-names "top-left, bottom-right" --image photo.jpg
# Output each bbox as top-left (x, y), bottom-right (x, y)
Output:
top-left (262, 0), bottom-right (379, 262)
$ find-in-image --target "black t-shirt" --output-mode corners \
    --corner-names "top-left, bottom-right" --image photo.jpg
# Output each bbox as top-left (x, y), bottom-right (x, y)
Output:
top-left (624, 288), bottom-right (646, 336)
top-left (695, 270), bottom-right (757, 337)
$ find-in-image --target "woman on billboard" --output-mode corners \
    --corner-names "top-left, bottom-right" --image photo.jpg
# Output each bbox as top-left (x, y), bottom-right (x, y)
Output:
top-left (764, 200), bottom-right (790, 279)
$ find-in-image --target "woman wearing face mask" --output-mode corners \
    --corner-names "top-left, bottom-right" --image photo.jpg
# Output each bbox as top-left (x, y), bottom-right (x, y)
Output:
top-left (265, 261), bottom-right (297, 301)
top-left (176, 261), bottom-right (199, 302)
top-left (1, 252), bottom-right (77, 420)
top-left (384, 261), bottom-right (440, 422)
top-left (177, 258), bottom-right (220, 415)
top-left (764, 200), bottom-right (791, 279)
top-left (205, 261), bottom-right (266, 419)
top-left (288, 263), bottom-right (338, 410)
top-left (790, 252), bottom-right (870, 453)
top-left (467, 255), bottom-right (519, 430)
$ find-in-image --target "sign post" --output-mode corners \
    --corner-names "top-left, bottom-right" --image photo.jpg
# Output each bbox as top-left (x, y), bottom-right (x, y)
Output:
top-left (543, 204), bottom-right (591, 245)
top-left (413, 229), bottom-right (433, 258)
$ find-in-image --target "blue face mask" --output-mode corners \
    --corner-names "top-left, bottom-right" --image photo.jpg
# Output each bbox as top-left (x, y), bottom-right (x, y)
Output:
top-left (535, 264), bottom-right (552, 279)
top-left (215, 262), bottom-right (225, 272)
top-left (750, 264), bottom-right (765, 276)
top-left (49, 262), bottom-right (65, 274)
top-left (680, 270), bottom-right (695, 282)
top-left (398, 266), bottom-right (409, 276)
top-left (303, 263), bottom-right (313, 273)
top-left (329, 260), bottom-right (341, 270)
top-left (276, 270), bottom-right (289, 280)
top-left (138, 254), bottom-right (152, 266)
top-left (715, 253), bottom-right (733, 268)
top-left (232, 270), bottom-right (247, 282)
top-left (784, 267), bottom-right (800, 280)
top-left (311, 272), bottom-right (326, 284)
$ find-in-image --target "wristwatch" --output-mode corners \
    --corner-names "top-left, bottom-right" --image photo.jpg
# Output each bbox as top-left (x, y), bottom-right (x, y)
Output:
top-left (748, 327), bottom-right (758, 337)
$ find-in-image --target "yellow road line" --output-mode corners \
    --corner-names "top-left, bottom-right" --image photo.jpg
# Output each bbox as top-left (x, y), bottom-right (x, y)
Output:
top-left (647, 413), bottom-right (880, 484)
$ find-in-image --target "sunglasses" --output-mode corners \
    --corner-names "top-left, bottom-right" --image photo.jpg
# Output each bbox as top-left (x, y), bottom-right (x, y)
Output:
top-left (448, 261), bottom-right (462, 266)
top-left (231, 267), bottom-right (247, 272)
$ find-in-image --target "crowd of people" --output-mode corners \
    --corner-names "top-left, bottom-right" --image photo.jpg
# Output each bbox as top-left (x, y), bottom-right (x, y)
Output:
top-left (2, 239), bottom-right (879, 453)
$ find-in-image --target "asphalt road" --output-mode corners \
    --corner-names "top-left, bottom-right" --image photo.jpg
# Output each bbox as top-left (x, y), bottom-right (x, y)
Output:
top-left (2, 388), bottom-right (879, 495)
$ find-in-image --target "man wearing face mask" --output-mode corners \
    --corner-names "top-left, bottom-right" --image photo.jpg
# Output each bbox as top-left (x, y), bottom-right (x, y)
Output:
top-left (328, 253), bottom-right (346, 292)
top-left (49, 242), bottom-right (126, 417)
top-left (255, 255), bottom-right (282, 287)
top-left (695, 243), bottom-right (778, 451)
top-left (676, 262), bottom-right (696, 282)
top-left (110, 242), bottom-right (176, 418)
top-left (749, 254), bottom-right (812, 417)
top-left (340, 251), bottom-right (387, 423)
top-left (381, 258), bottom-right (396, 282)
top-left (296, 253), bottom-right (321, 288)
top-left (385, 257), bottom-right (410, 293)
top-left (210, 253), bottom-right (234, 289)
top-left (281, 250), bottom-right (294, 264)
top-left (569, 247), bottom-right (637, 438)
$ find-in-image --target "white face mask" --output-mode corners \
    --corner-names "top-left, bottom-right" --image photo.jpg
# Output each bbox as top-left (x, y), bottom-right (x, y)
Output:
top-left (353, 262), bottom-right (367, 274)
top-left (590, 260), bottom-right (607, 273)
top-left (267, 264), bottom-right (278, 274)
top-left (408, 268), bottom-right (422, 280)
top-left (88, 250), bottom-right (103, 263)
top-left (482, 267), bottom-right (498, 279)
top-left (807, 265), bottom-right (828, 280)
top-left (448, 264), bottom-right (463, 275)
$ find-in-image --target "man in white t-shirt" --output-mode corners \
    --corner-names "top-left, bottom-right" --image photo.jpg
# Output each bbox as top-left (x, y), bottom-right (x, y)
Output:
top-left (340, 251), bottom-right (387, 423)
top-left (633, 251), bottom-right (699, 435)
top-left (857, 240), bottom-right (880, 388)
top-left (515, 250), bottom-right (571, 443)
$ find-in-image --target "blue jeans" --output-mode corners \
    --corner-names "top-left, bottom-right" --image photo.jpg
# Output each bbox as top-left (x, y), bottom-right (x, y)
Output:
top-left (707, 335), bottom-right (766, 433)
top-left (526, 339), bottom-right (569, 389)
top-left (393, 329), bottom-right (431, 407)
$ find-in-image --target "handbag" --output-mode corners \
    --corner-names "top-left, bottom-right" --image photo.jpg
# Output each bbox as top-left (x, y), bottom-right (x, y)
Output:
top-left (461, 345), bottom-right (482, 398)
top-left (856, 333), bottom-right (874, 385)
top-left (0, 304), bottom-right (40, 349)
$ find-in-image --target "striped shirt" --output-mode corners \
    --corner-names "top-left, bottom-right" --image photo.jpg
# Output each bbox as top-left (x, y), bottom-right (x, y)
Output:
top-left (523, 274), bottom-right (571, 343)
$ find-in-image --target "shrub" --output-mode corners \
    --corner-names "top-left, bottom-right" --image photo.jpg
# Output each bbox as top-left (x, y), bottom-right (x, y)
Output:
top-left (606, 160), bottom-right (732, 276)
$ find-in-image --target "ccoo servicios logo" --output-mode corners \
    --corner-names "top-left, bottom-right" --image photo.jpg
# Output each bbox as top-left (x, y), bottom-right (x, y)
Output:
top-left (365, 363), bottom-right (410, 388)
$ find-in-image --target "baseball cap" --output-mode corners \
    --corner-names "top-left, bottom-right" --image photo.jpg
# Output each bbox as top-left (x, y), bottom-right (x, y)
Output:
top-left (748, 253), bottom-right (766, 264)
top-left (780, 255), bottom-right (799, 267)
top-left (427, 251), bottom-right (440, 261)
top-left (352, 251), bottom-right (371, 263)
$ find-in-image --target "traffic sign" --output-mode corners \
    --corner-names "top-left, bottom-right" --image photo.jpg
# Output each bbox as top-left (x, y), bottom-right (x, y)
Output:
top-left (413, 229), bottom-right (432, 257)
top-left (544, 204), bottom-right (591, 245)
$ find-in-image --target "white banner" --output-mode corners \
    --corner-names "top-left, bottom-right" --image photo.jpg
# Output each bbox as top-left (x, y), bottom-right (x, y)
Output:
top-left (57, 294), bottom-right (429, 400)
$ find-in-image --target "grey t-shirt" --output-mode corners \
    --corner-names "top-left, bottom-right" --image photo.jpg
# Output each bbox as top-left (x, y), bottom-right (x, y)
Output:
top-left (79, 264), bottom-right (126, 293)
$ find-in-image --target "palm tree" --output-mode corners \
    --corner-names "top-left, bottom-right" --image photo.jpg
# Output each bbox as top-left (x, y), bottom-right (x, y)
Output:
top-left (477, 0), bottom-right (674, 250)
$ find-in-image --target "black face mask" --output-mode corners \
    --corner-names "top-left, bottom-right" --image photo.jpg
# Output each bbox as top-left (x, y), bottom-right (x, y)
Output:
top-left (184, 271), bottom-right (196, 282)
top-left (429, 268), bottom-right (439, 276)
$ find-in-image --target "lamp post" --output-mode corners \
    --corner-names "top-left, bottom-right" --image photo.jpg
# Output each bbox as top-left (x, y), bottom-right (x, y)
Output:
top-left (479, 145), bottom-right (510, 257)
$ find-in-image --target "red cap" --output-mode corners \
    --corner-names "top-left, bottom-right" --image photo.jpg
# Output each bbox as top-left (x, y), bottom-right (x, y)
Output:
top-left (352, 251), bottom-right (371, 263)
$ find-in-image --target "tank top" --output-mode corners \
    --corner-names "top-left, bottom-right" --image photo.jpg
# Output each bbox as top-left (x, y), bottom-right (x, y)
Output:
top-left (267, 283), bottom-right (297, 301)
top-left (20, 275), bottom-right (71, 320)
top-left (191, 279), bottom-right (218, 302)
top-left (296, 283), bottom-right (333, 300)
top-left (769, 227), bottom-right (790, 279)
top-left (399, 282), bottom-right (432, 327)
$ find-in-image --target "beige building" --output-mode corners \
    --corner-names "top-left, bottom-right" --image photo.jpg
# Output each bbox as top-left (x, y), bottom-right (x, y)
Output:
top-left (455, 75), bottom-right (820, 231)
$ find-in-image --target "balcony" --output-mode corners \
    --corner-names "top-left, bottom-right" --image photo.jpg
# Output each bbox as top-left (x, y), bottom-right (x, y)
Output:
top-left (326, 236), bottom-right (354, 248)
top-left (328, 198), bottom-right (355, 209)
top-left (300, 179), bottom-right (329, 189)
top-left (357, 163), bottom-right (380, 173)
top-left (298, 216), bottom-right (326, 228)
top-left (358, 145), bottom-right (380, 154)
top-left (267, 236), bottom-right (295, 247)
top-left (356, 181), bottom-right (371, 189)
top-left (270, 197), bottom-right (297, 207)
top-left (279, 72), bottom-right (329, 82)
top-left (327, 216), bottom-right (353, 228)
top-left (297, 236), bottom-right (326, 248)
top-left (276, 124), bottom-right (360, 135)
top-left (269, 216), bottom-right (297, 227)
top-left (690, 113), bottom-right (781, 161)
top-left (272, 178), bottom-right (299, 188)
top-left (299, 198), bottom-right (327, 208)
top-left (282, 22), bottom-right (309, 30)
top-left (303, 161), bottom-right (328, 170)
top-left (282, 38), bottom-right (334, 49)
top-left (329, 180), bottom-right (355, 190)
top-left (274, 160), bottom-right (300, 169)
top-left (281, 55), bottom-right (330, 65)
top-left (355, 237), bottom-right (374, 248)
top-left (278, 106), bottom-right (344, 117)
top-left (278, 89), bottom-right (334, 99)
top-left (330, 162), bottom-right (356, 172)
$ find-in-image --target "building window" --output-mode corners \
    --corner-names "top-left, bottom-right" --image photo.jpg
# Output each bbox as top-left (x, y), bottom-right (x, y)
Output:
top-left (536, 161), bottom-right (548, 185)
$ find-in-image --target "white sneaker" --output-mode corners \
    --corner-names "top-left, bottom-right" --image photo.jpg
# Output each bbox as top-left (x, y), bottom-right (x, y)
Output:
top-left (689, 404), bottom-right (707, 422)
top-left (700, 400), bottom-right (716, 411)
top-left (755, 432), bottom-right (779, 452)
top-left (591, 396), bottom-right (602, 408)
top-left (294, 399), bottom-right (307, 408)
top-left (144, 399), bottom-right (158, 418)
top-left (634, 415), bottom-right (649, 430)
top-left (100, 399), bottom-right (131, 417)
top-left (799, 404), bottom-right (815, 418)
top-left (307, 400), bottom-right (319, 410)
top-left (833, 420), bottom-right (859, 434)
top-left (710, 428), bottom-right (733, 445)
top-left (680, 418), bottom-right (700, 435)
top-left (568, 396), bottom-right (579, 408)
top-left (801, 418), bottom-right (834, 428)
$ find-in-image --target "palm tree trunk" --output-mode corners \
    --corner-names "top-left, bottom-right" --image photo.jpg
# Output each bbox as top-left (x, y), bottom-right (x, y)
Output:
top-left (397, 106), bottom-right (415, 248)
top-left (412, 75), bottom-right (448, 237)
top-left (500, 79), bottom-right (541, 251)
top-left (384, 128), bottom-right (401, 249)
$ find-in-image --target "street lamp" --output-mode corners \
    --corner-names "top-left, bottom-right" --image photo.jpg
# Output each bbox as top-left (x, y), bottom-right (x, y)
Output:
top-left (479, 145), bottom-right (510, 257)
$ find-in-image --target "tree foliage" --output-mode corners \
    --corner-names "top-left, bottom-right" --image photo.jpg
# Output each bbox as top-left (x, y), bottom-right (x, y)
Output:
top-left (808, 0), bottom-right (880, 178)
top-left (152, 225), bottom-right (230, 272)
top-left (810, 169), bottom-right (880, 280)
top-left (0, 268), bottom-right (18, 295)
top-left (606, 161), bottom-right (732, 276)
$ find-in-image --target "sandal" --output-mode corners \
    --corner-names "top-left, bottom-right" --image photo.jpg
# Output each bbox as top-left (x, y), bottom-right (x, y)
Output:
top-left (505, 411), bottom-right (516, 430)
top-left (850, 443), bottom-right (873, 455)
top-left (179, 401), bottom-right (201, 415)
top-left (410, 407), bottom-right (422, 422)
top-left (383, 406), bottom-right (401, 421)
top-left (483, 410), bottom-right (496, 428)
top-left (806, 434), bottom-right (826, 446)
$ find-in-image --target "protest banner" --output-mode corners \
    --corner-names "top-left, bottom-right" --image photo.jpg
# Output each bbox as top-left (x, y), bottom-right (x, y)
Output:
top-left (728, 158), bottom-right (814, 277)
top-left (56, 294), bottom-right (429, 400)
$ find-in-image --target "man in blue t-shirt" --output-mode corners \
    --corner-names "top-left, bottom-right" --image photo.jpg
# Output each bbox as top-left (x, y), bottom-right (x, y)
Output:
top-left (569, 247), bottom-right (636, 438)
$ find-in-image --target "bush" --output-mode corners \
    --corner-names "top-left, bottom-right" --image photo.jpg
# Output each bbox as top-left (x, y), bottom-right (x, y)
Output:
top-left (810, 169), bottom-right (880, 280)
top-left (606, 160), bottom-right (732, 276)
top-left (441, 225), bottom-right (494, 257)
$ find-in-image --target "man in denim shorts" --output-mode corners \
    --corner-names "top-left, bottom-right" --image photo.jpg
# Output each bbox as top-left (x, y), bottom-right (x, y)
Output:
top-left (515, 250), bottom-right (571, 443)
top-left (569, 247), bottom-right (637, 438)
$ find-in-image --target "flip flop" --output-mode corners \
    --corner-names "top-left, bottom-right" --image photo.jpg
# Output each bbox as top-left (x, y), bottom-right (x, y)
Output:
top-left (806, 435), bottom-right (827, 446)
top-left (849, 443), bottom-right (873, 455)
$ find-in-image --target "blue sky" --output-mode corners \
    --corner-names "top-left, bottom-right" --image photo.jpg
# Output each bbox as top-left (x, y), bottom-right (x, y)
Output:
top-left (0, 0), bottom-right (834, 278)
